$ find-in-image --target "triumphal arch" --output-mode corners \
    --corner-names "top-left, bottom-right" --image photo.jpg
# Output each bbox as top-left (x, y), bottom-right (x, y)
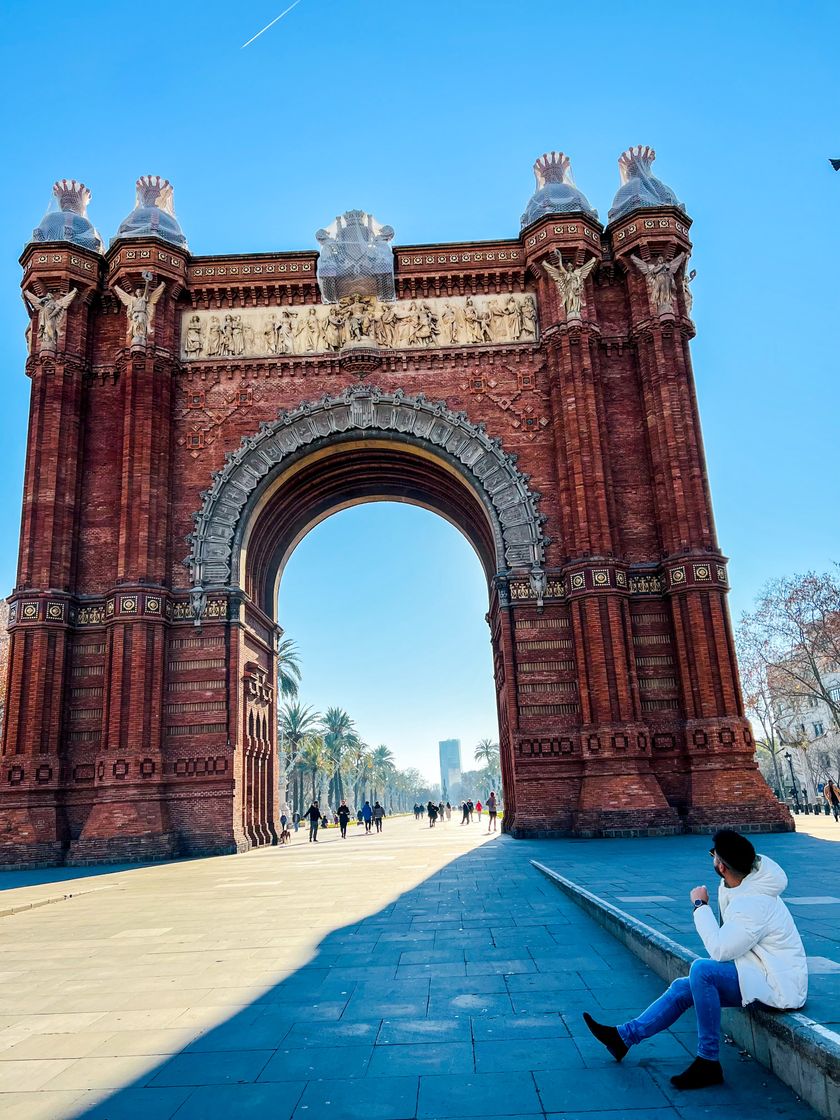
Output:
top-left (1, 150), bottom-right (791, 866)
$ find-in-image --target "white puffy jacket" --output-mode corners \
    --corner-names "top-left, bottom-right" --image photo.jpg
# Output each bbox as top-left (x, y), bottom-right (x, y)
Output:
top-left (693, 854), bottom-right (808, 1010)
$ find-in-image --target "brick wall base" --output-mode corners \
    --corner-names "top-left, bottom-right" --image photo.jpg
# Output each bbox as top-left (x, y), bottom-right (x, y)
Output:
top-left (66, 831), bottom-right (180, 866)
top-left (0, 841), bottom-right (67, 870)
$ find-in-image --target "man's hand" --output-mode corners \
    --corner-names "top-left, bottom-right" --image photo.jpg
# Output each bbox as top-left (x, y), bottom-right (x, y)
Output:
top-left (690, 885), bottom-right (709, 904)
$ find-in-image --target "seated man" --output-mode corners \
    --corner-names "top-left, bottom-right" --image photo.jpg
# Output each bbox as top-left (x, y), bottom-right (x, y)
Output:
top-left (583, 829), bottom-right (808, 1090)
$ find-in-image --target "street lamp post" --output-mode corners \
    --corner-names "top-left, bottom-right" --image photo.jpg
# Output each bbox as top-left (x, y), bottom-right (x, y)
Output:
top-left (784, 751), bottom-right (801, 812)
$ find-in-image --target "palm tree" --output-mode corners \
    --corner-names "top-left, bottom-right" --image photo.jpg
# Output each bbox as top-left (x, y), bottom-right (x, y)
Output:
top-left (276, 637), bottom-right (302, 700)
top-left (348, 742), bottom-right (373, 806)
top-left (474, 737), bottom-right (501, 794)
top-left (371, 744), bottom-right (395, 804)
top-left (299, 735), bottom-right (332, 803)
top-left (321, 707), bottom-right (359, 807)
top-left (278, 701), bottom-right (320, 814)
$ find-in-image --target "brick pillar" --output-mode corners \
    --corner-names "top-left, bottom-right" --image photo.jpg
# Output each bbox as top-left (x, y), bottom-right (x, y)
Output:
top-left (69, 245), bottom-right (187, 861)
top-left (610, 208), bottom-right (791, 832)
top-left (1, 249), bottom-right (98, 866)
top-left (519, 218), bottom-right (677, 834)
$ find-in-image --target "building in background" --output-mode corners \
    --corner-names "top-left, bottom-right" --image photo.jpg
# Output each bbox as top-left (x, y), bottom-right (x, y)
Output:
top-left (770, 663), bottom-right (840, 801)
top-left (439, 739), bottom-right (462, 803)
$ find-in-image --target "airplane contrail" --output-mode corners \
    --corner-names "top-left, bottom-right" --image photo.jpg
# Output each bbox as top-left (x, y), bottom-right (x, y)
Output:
top-left (241, 0), bottom-right (304, 48)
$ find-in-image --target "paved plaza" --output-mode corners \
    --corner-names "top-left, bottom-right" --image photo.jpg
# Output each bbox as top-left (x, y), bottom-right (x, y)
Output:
top-left (0, 815), bottom-right (829, 1120)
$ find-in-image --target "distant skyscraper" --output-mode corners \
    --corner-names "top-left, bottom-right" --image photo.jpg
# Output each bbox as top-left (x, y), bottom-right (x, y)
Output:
top-left (439, 739), bottom-right (462, 802)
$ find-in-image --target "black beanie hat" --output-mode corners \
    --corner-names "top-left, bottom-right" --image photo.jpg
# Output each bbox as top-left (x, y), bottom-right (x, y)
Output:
top-left (712, 829), bottom-right (757, 876)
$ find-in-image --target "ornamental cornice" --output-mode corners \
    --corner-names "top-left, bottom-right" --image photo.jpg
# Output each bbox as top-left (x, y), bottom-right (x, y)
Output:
top-left (607, 208), bottom-right (693, 255)
top-left (5, 589), bottom-right (233, 629)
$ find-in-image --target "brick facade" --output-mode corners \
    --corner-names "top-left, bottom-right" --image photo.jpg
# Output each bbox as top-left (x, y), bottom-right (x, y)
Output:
top-left (0, 187), bottom-right (792, 867)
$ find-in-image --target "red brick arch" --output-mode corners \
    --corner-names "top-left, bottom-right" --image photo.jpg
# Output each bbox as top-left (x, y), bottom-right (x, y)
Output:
top-left (1, 201), bottom-right (791, 867)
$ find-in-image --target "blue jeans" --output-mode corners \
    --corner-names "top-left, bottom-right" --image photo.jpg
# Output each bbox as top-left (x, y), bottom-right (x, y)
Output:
top-left (618, 959), bottom-right (742, 1060)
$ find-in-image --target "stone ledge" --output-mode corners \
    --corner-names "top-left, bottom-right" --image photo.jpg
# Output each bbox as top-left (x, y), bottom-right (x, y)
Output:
top-left (531, 859), bottom-right (840, 1120)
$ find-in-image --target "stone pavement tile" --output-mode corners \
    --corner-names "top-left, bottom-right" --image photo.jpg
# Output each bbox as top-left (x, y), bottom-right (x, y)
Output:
top-left (1, 1031), bottom-right (116, 1059)
top-left (531, 953), bottom-right (610, 972)
top-left (70, 1009), bottom-right (186, 1034)
top-left (368, 1040), bottom-right (474, 1077)
top-left (377, 1018), bottom-right (471, 1045)
top-left (395, 962), bottom-right (467, 979)
top-left (42, 1054), bottom-right (165, 1092)
top-left (283, 1020), bottom-right (381, 1048)
top-left (88, 1029), bottom-right (202, 1057)
top-left (438, 974), bottom-right (508, 996)
top-left (0, 1090), bottom-right (90, 1120)
top-left (0, 1058), bottom-right (75, 1092)
top-left (343, 993), bottom-right (429, 1020)
top-left (534, 1065), bottom-right (671, 1112)
top-left (471, 1013), bottom-right (570, 1042)
top-left (465, 944), bottom-right (535, 962)
top-left (182, 1018), bottom-right (291, 1052)
top-left (157, 1081), bottom-right (305, 1120)
top-left (399, 948), bottom-right (465, 965)
top-left (329, 965), bottom-right (397, 981)
top-left (466, 958), bottom-right (537, 976)
top-left (546, 1111), bottom-right (679, 1119)
top-left (67, 1086), bottom-right (193, 1120)
top-left (474, 1036), bottom-right (582, 1073)
top-left (417, 1071), bottom-right (542, 1117)
top-left (505, 970), bottom-right (586, 992)
top-left (260, 1043), bottom-right (373, 1080)
top-left (293, 1074), bottom-right (418, 1120)
top-left (427, 991), bottom-right (514, 1018)
top-left (510, 990), bottom-right (591, 1015)
top-left (148, 1048), bottom-right (273, 1086)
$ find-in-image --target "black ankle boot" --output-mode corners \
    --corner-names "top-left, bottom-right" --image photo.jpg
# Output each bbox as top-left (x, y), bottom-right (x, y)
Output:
top-left (582, 1011), bottom-right (628, 1062)
top-left (670, 1056), bottom-right (724, 1089)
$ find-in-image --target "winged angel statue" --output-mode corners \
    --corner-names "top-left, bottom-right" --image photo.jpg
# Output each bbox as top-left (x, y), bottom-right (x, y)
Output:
top-left (630, 252), bottom-right (686, 315)
top-left (541, 252), bottom-right (597, 319)
top-left (113, 270), bottom-right (165, 346)
top-left (23, 287), bottom-right (77, 351)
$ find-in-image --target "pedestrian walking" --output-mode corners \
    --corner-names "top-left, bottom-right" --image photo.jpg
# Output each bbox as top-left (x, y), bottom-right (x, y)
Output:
top-left (373, 801), bottom-right (385, 833)
top-left (824, 778), bottom-right (840, 822)
top-left (475, 799), bottom-right (482, 821)
top-left (583, 829), bottom-right (807, 1090)
top-left (362, 800), bottom-right (373, 833)
top-left (338, 800), bottom-right (351, 838)
top-left (486, 791), bottom-right (498, 832)
top-left (356, 808), bottom-right (364, 827)
top-left (427, 800), bottom-right (438, 828)
top-left (305, 800), bottom-right (321, 843)
top-left (467, 799), bottom-right (474, 822)
top-left (292, 810), bottom-right (300, 833)
top-left (445, 802), bottom-right (451, 821)
top-left (461, 800), bottom-right (469, 825)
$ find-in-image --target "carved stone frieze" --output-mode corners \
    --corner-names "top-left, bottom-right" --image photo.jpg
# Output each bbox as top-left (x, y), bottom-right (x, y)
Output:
top-left (187, 387), bottom-right (547, 588)
top-left (180, 292), bottom-right (538, 362)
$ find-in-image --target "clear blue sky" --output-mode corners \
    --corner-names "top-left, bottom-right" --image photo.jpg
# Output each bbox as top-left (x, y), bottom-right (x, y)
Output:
top-left (1, 1), bottom-right (838, 782)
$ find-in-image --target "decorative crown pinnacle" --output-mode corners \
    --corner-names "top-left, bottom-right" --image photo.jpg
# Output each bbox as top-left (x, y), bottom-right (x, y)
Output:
top-left (618, 145), bottom-right (656, 184)
top-left (52, 179), bottom-right (91, 215)
top-left (533, 152), bottom-right (572, 189)
top-left (136, 175), bottom-right (175, 214)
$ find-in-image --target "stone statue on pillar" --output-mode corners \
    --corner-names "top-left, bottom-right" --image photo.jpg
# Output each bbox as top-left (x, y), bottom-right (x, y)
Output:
top-left (541, 252), bottom-right (597, 319)
top-left (113, 270), bottom-right (166, 346)
top-left (23, 288), bottom-right (77, 352)
top-left (630, 253), bottom-right (686, 316)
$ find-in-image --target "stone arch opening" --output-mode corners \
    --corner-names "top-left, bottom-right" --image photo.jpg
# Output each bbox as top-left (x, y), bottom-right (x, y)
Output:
top-left (186, 388), bottom-right (547, 849)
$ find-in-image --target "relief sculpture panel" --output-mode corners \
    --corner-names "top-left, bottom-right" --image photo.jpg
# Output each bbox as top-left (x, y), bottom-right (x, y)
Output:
top-left (180, 292), bottom-right (538, 361)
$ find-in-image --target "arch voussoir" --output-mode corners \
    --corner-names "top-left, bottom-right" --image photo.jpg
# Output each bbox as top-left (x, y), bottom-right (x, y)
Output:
top-left (186, 386), bottom-right (546, 593)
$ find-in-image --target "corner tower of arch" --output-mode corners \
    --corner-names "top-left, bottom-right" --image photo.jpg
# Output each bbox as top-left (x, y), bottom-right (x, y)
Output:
top-left (2, 155), bottom-right (790, 866)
